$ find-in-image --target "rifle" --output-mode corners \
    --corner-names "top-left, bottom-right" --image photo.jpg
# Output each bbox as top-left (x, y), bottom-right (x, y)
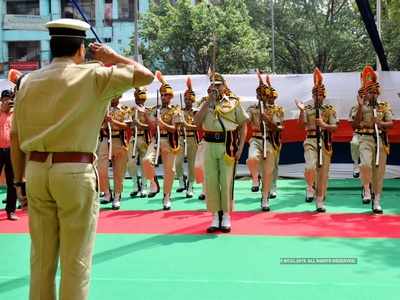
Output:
top-left (132, 108), bottom-right (138, 159)
top-left (315, 96), bottom-right (323, 168)
top-left (180, 93), bottom-right (188, 162)
top-left (259, 99), bottom-right (267, 160)
top-left (154, 90), bottom-right (161, 166)
top-left (257, 70), bottom-right (267, 160)
top-left (372, 98), bottom-right (380, 167)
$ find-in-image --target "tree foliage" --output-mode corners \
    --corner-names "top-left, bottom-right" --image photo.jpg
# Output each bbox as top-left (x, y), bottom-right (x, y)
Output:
top-left (133, 0), bottom-right (400, 74)
top-left (136, 0), bottom-right (267, 74)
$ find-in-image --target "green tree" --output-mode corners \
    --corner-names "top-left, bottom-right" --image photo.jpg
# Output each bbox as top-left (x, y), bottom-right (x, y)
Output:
top-left (135, 0), bottom-right (268, 74)
top-left (245, 0), bottom-right (376, 73)
top-left (381, 0), bottom-right (400, 70)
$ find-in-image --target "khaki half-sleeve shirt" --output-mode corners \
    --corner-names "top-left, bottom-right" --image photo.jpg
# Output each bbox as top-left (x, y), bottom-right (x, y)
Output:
top-left (12, 57), bottom-right (136, 153)
top-left (202, 96), bottom-right (249, 132)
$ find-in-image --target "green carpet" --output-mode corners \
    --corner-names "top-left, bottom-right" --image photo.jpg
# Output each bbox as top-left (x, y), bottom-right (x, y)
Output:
top-left (1, 178), bottom-right (400, 213)
top-left (89, 178), bottom-right (400, 213)
top-left (1, 178), bottom-right (399, 300)
top-left (1, 234), bottom-right (399, 300)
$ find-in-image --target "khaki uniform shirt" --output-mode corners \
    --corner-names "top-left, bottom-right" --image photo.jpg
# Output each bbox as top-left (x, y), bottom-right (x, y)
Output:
top-left (246, 103), bottom-right (284, 132)
top-left (304, 104), bottom-right (337, 129)
top-left (202, 95), bottom-right (249, 132)
top-left (350, 101), bottom-right (393, 130)
top-left (12, 58), bottom-right (136, 153)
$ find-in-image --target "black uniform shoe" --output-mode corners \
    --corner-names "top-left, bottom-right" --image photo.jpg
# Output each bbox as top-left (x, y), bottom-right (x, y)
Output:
top-left (148, 177), bottom-right (160, 198)
top-left (206, 226), bottom-right (219, 233)
top-left (130, 191), bottom-right (140, 198)
top-left (163, 205), bottom-right (171, 211)
top-left (176, 175), bottom-right (187, 193)
top-left (198, 194), bottom-right (206, 200)
top-left (220, 226), bottom-right (231, 233)
top-left (7, 212), bottom-right (19, 221)
top-left (251, 185), bottom-right (259, 192)
top-left (372, 208), bottom-right (383, 214)
top-left (261, 206), bottom-right (270, 212)
top-left (100, 194), bottom-right (113, 204)
top-left (305, 197), bottom-right (314, 203)
top-left (316, 207), bottom-right (326, 213)
top-left (353, 171), bottom-right (360, 178)
top-left (269, 192), bottom-right (277, 199)
top-left (362, 199), bottom-right (371, 204)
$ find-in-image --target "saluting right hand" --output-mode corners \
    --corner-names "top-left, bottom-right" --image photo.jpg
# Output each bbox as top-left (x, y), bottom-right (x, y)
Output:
top-left (89, 42), bottom-right (118, 65)
top-left (295, 99), bottom-right (305, 111)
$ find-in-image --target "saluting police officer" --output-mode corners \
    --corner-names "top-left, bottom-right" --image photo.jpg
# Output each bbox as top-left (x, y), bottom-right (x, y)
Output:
top-left (10, 19), bottom-right (153, 300)
top-left (194, 72), bottom-right (248, 233)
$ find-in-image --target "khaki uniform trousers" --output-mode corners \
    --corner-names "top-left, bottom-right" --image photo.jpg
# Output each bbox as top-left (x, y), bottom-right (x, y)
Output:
top-left (143, 137), bottom-right (177, 195)
top-left (98, 138), bottom-right (128, 194)
top-left (194, 140), bottom-right (205, 183)
top-left (271, 149), bottom-right (280, 192)
top-left (304, 138), bottom-right (332, 198)
top-left (359, 135), bottom-right (387, 194)
top-left (350, 133), bottom-right (361, 163)
top-left (26, 155), bottom-right (99, 300)
top-left (176, 136), bottom-right (198, 184)
top-left (247, 138), bottom-right (278, 196)
top-left (204, 141), bottom-right (236, 213)
top-left (126, 135), bottom-right (149, 188)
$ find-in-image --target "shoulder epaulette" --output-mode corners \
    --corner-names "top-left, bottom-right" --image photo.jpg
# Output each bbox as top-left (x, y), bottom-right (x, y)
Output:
top-left (378, 101), bottom-right (391, 112)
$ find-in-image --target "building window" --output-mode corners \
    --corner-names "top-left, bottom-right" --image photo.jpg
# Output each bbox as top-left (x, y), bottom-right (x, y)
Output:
top-left (8, 41), bottom-right (41, 71)
top-left (61, 0), bottom-right (96, 26)
top-left (6, 0), bottom-right (40, 15)
top-left (104, 0), bottom-right (113, 26)
top-left (119, 0), bottom-right (134, 20)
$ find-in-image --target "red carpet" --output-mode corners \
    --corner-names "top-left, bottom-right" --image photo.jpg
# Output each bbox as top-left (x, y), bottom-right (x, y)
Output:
top-left (1, 209), bottom-right (400, 238)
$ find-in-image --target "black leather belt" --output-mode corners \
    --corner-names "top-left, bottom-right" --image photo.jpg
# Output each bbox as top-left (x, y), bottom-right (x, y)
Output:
top-left (204, 131), bottom-right (225, 143)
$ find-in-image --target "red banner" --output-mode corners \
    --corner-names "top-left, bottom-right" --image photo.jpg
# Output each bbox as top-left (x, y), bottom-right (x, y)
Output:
top-left (9, 61), bottom-right (39, 71)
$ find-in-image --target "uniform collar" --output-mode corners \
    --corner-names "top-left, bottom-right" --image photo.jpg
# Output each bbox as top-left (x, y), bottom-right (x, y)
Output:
top-left (51, 57), bottom-right (76, 65)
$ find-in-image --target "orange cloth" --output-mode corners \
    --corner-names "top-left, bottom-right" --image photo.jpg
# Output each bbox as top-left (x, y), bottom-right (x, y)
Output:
top-left (0, 112), bottom-right (12, 148)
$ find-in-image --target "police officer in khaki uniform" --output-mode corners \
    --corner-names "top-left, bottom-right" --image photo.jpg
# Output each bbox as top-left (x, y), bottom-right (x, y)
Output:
top-left (194, 73), bottom-right (248, 233)
top-left (126, 88), bottom-right (159, 198)
top-left (246, 71), bottom-right (283, 211)
top-left (349, 110), bottom-right (361, 178)
top-left (351, 65), bottom-right (393, 213)
top-left (295, 68), bottom-right (338, 212)
top-left (193, 92), bottom-right (210, 201)
top-left (98, 96), bottom-right (130, 209)
top-left (349, 74), bottom-right (365, 179)
top-left (175, 77), bottom-right (200, 198)
top-left (10, 19), bottom-right (153, 300)
top-left (142, 71), bottom-right (182, 210)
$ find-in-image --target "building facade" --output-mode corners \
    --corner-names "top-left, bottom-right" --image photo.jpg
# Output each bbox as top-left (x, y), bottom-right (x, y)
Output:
top-left (0, 0), bottom-right (149, 77)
